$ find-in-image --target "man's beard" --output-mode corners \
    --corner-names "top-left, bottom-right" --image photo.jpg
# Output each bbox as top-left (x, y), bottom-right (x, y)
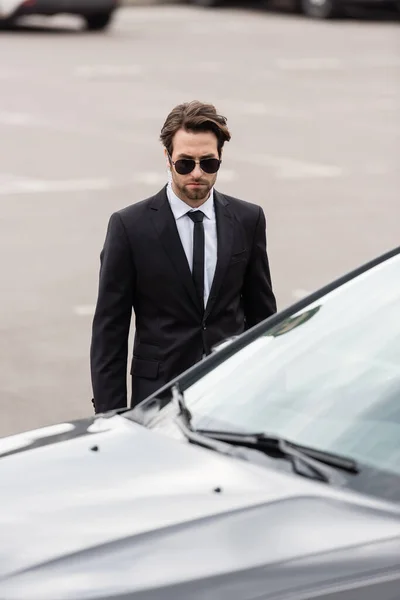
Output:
top-left (184, 185), bottom-right (210, 200)
top-left (178, 180), bottom-right (213, 202)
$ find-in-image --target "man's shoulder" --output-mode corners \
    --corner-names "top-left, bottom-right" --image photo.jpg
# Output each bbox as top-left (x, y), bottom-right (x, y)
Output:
top-left (113, 187), bottom-right (166, 224)
top-left (217, 191), bottom-right (263, 218)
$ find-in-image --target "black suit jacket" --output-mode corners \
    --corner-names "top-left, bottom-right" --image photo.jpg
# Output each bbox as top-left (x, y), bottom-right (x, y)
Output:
top-left (90, 186), bottom-right (277, 413)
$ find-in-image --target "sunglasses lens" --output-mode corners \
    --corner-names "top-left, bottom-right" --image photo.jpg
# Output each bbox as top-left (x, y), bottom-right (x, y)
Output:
top-left (174, 159), bottom-right (195, 175)
top-left (200, 158), bottom-right (221, 174)
top-left (173, 158), bottom-right (221, 175)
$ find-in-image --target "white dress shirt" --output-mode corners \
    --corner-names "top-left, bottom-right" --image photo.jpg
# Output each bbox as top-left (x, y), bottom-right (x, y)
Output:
top-left (166, 183), bottom-right (218, 307)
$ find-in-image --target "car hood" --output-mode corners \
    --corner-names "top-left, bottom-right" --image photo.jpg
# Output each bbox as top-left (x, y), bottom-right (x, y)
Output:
top-left (1, 414), bottom-right (400, 600)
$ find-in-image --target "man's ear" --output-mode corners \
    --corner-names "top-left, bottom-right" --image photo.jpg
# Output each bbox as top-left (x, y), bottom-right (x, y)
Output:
top-left (164, 147), bottom-right (170, 169)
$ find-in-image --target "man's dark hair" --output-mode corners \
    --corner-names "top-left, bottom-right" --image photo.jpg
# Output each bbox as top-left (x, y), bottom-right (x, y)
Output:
top-left (160, 100), bottom-right (231, 157)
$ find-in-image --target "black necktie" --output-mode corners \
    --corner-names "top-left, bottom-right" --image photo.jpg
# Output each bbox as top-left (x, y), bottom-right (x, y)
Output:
top-left (187, 211), bottom-right (205, 309)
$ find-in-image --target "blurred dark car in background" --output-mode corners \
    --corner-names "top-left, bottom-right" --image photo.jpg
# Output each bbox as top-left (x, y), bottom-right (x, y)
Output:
top-left (0, 0), bottom-right (119, 30)
top-left (188, 0), bottom-right (399, 19)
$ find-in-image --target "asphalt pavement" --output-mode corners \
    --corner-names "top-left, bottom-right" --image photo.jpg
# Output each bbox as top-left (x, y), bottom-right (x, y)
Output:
top-left (0, 4), bottom-right (399, 436)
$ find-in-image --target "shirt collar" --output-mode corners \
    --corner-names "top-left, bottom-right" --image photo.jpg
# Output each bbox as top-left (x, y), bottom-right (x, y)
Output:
top-left (167, 183), bottom-right (214, 221)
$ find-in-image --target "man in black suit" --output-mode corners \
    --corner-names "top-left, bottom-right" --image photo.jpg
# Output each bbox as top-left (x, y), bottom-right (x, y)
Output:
top-left (90, 100), bottom-right (277, 414)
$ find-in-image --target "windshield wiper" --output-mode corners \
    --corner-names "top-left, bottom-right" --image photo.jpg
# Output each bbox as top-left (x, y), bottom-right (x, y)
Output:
top-left (196, 429), bottom-right (359, 483)
top-left (172, 384), bottom-right (193, 426)
top-left (171, 384), bottom-right (359, 483)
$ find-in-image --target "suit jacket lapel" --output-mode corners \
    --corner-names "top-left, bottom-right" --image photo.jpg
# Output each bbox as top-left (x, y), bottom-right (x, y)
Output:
top-left (149, 187), bottom-right (202, 314)
top-left (204, 190), bottom-right (234, 319)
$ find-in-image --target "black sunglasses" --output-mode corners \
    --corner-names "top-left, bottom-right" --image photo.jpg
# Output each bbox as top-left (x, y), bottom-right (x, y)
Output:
top-left (169, 155), bottom-right (221, 176)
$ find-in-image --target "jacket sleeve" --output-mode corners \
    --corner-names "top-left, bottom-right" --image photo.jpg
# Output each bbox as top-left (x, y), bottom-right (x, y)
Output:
top-left (242, 206), bottom-right (277, 330)
top-left (90, 212), bottom-right (135, 413)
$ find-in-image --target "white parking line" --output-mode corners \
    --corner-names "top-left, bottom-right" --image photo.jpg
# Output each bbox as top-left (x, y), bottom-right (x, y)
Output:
top-left (221, 101), bottom-right (308, 120)
top-left (0, 155), bottom-right (336, 196)
top-left (74, 65), bottom-right (144, 79)
top-left (0, 171), bottom-right (236, 197)
top-left (74, 305), bottom-right (96, 316)
top-left (0, 176), bottom-right (112, 195)
top-left (235, 153), bottom-right (343, 180)
top-left (275, 58), bottom-right (343, 71)
top-left (130, 172), bottom-right (166, 186)
top-left (0, 112), bottom-right (41, 126)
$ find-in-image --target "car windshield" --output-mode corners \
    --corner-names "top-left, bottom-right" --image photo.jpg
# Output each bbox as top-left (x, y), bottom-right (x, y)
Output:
top-left (179, 253), bottom-right (400, 482)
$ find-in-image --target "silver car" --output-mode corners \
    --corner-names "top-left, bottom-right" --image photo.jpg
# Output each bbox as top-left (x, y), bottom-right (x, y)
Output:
top-left (1, 245), bottom-right (400, 599)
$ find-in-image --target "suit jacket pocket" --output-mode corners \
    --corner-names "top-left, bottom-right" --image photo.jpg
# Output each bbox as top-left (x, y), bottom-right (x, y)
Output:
top-left (131, 358), bottom-right (160, 380)
top-left (230, 249), bottom-right (247, 265)
top-left (133, 342), bottom-right (160, 360)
